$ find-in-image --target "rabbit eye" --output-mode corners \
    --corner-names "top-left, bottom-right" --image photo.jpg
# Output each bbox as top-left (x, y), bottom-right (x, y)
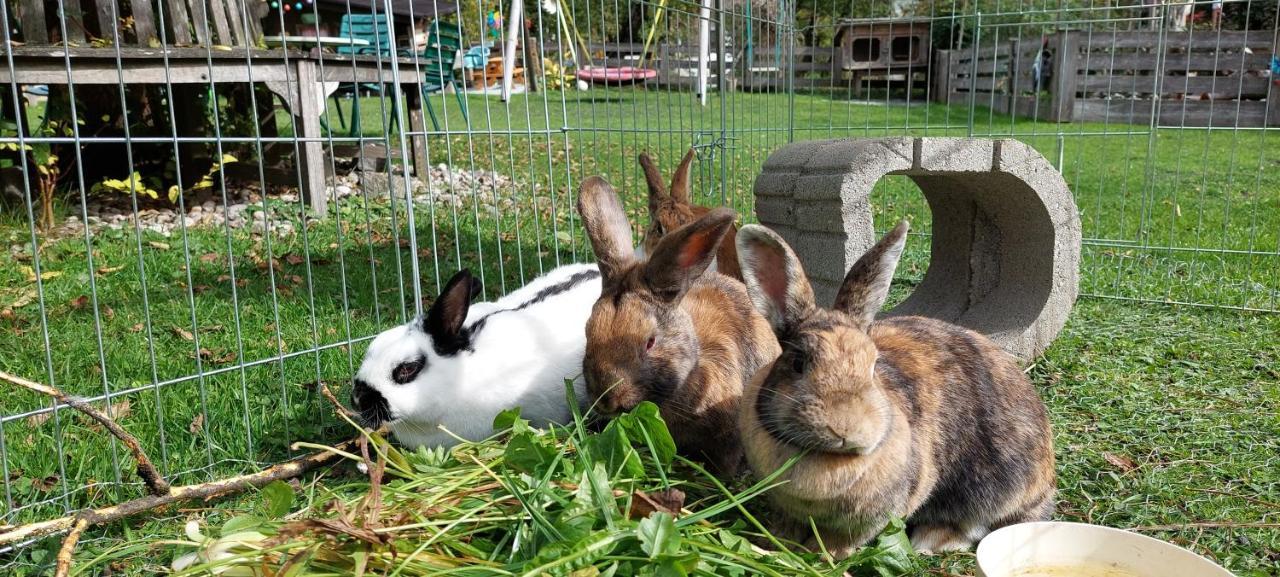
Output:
top-left (392, 356), bottom-right (426, 384)
top-left (652, 223), bottom-right (664, 236)
top-left (644, 335), bottom-right (657, 352)
top-left (791, 352), bottom-right (806, 374)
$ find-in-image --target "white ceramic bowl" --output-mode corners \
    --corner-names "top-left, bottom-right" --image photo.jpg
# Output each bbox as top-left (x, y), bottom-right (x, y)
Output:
top-left (975, 521), bottom-right (1234, 577)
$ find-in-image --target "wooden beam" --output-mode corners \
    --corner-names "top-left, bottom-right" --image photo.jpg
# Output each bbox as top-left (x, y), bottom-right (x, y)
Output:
top-left (206, 0), bottom-right (233, 46)
top-left (132, 0), bottom-right (160, 45)
top-left (293, 59), bottom-right (328, 215)
top-left (0, 59), bottom-right (293, 85)
top-left (17, 0), bottom-right (50, 43)
top-left (166, 0), bottom-right (194, 45)
top-left (61, 0), bottom-right (87, 43)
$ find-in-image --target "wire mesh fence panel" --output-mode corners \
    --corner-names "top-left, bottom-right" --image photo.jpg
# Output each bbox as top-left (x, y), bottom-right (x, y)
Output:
top-left (0, 0), bottom-right (1276, 564)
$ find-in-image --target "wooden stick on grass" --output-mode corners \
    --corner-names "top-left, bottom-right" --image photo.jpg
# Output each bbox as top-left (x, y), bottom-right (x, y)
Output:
top-left (0, 370), bottom-right (170, 496)
top-left (0, 436), bottom-right (360, 548)
top-left (0, 373), bottom-right (369, 577)
top-left (53, 516), bottom-right (89, 577)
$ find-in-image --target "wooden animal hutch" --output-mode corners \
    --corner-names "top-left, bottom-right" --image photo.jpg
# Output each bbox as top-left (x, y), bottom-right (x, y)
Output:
top-left (835, 18), bottom-right (931, 95)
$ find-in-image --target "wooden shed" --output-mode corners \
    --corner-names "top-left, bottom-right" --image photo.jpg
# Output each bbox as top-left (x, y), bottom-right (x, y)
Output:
top-left (835, 18), bottom-right (931, 72)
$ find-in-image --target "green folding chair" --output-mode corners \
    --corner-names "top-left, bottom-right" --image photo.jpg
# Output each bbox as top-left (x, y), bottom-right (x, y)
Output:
top-left (331, 13), bottom-right (396, 136)
top-left (416, 20), bottom-right (469, 131)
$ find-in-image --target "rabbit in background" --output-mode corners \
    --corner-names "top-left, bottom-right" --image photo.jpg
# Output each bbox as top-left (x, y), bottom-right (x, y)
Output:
top-left (636, 148), bottom-right (743, 281)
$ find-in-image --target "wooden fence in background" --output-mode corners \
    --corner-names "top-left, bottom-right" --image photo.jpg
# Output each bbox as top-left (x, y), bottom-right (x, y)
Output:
top-left (935, 30), bottom-right (1280, 127)
top-left (539, 42), bottom-right (929, 94)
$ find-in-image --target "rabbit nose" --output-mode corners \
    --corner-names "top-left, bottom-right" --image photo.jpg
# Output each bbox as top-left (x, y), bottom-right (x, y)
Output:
top-left (350, 378), bottom-right (370, 409)
top-left (826, 424), bottom-right (868, 455)
top-left (351, 379), bottom-right (390, 427)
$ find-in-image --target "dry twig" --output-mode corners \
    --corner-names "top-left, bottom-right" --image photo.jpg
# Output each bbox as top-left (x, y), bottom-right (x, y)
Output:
top-left (0, 370), bottom-right (170, 496)
top-left (54, 516), bottom-right (90, 577)
top-left (315, 381), bottom-right (359, 420)
top-left (0, 436), bottom-right (360, 548)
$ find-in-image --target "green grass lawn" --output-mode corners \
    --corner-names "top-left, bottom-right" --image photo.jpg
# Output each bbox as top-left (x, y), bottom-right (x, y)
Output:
top-left (0, 89), bottom-right (1277, 575)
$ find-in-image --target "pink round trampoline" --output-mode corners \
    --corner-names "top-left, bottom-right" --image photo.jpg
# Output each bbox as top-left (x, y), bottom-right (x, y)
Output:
top-left (575, 66), bottom-right (658, 85)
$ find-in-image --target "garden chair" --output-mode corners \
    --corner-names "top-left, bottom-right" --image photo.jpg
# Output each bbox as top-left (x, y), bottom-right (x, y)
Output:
top-left (416, 19), bottom-right (469, 130)
top-left (330, 13), bottom-right (396, 136)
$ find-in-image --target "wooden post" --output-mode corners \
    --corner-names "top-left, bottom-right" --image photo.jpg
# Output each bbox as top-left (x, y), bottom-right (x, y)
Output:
top-left (1008, 39), bottom-right (1021, 117)
top-left (522, 18), bottom-right (541, 93)
top-left (293, 59), bottom-right (328, 215)
top-left (404, 91), bottom-right (429, 177)
top-left (255, 84), bottom-right (285, 168)
top-left (930, 49), bottom-right (947, 103)
top-left (1049, 31), bottom-right (1079, 123)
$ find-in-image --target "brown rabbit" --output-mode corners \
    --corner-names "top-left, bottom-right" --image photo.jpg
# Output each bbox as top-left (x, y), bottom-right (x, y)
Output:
top-left (577, 175), bottom-right (778, 476)
top-left (735, 221), bottom-right (1055, 557)
top-left (638, 149), bottom-right (742, 281)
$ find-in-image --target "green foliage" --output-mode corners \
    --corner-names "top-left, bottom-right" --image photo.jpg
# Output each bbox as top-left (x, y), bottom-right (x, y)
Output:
top-left (156, 401), bottom-right (918, 576)
top-left (90, 154), bottom-right (237, 204)
top-left (258, 480), bottom-right (295, 519)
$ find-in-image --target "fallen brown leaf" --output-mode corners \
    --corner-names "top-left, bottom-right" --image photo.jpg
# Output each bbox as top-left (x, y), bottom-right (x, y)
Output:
top-left (189, 413), bottom-right (205, 434)
top-left (171, 326), bottom-right (195, 341)
top-left (147, 241), bottom-right (170, 250)
top-left (196, 348), bottom-right (237, 364)
top-left (6, 287), bottom-right (38, 311)
top-left (108, 399), bottom-right (132, 421)
top-left (628, 488), bottom-right (686, 519)
top-left (129, 323), bottom-right (145, 332)
top-left (216, 274), bottom-right (232, 283)
top-left (31, 474), bottom-right (60, 492)
top-left (70, 295), bottom-right (89, 309)
top-left (1104, 452), bottom-right (1138, 473)
top-left (25, 412), bottom-right (52, 428)
top-left (199, 253), bottom-right (221, 264)
top-left (96, 264), bottom-right (126, 275)
top-left (285, 254), bottom-right (305, 265)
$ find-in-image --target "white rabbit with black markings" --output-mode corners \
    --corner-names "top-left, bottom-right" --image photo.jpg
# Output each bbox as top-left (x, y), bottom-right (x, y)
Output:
top-left (351, 264), bottom-right (601, 448)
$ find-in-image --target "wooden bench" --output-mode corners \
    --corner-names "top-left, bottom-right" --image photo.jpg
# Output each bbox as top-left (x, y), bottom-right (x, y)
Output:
top-left (0, 0), bottom-right (435, 213)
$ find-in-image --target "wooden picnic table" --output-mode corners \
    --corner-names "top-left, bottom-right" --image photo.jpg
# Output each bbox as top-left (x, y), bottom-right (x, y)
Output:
top-left (0, 45), bottom-right (434, 214)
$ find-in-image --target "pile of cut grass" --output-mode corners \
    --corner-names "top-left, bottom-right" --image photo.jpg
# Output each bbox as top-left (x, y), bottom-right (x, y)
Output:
top-left (106, 401), bottom-right (915, 577)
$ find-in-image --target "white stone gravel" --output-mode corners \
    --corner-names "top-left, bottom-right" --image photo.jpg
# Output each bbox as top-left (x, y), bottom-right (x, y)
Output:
top-left (51, 165), bottom-right (524, 238)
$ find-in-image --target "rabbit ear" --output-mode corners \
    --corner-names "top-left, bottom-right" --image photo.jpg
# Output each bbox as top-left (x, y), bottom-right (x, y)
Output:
top-left (833, 220), bottom-right (909, 330)
top-left (424, 269), bottom-right (475, 355)
top-left (669, 148), bottom-right (696, 204)
top-left (468, 276), bottom-right (483, 302)
top-left (643, 207), bottom-right (735, 303)
top-left (638, 152), bottom-right (668, 214)
top-left (578, 176), bottom-right (636, 282)
top-left (736, 224), bottom-right (815, 332)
